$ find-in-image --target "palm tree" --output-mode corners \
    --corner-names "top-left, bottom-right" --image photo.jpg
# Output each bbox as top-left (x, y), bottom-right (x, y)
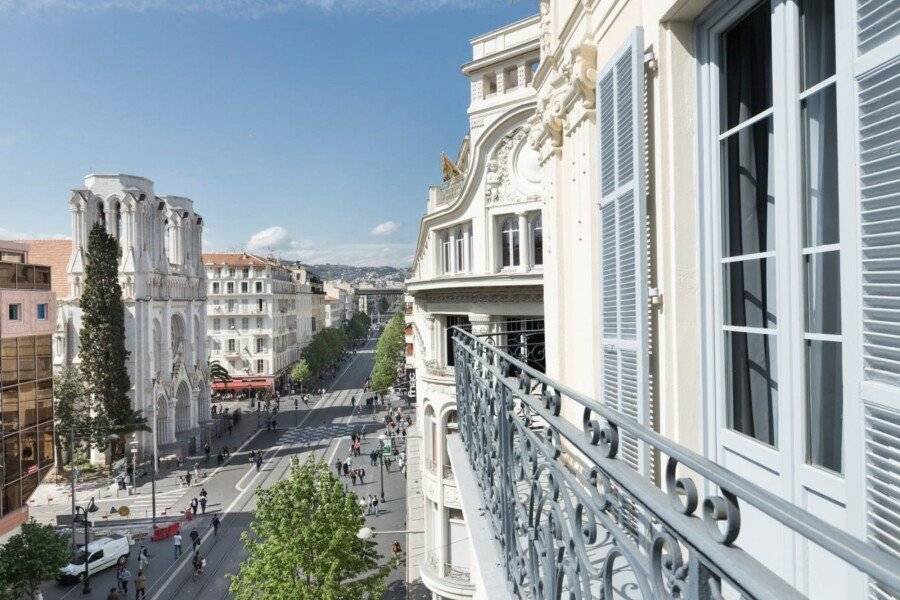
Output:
top-left (209, 359), bottom-right (232, 390)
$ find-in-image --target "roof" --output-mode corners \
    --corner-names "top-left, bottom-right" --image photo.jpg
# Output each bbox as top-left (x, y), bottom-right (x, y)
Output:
top-left (202, 253), bottom-right (270, 268)
top-left (23, 239), bottom-right (73, 298)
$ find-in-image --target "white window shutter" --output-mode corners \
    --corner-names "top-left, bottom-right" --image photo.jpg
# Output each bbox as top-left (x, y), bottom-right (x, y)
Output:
top-left (855, 6), bottom-right (900, 598)
top-left (598, 27), bottom-right (650, 475)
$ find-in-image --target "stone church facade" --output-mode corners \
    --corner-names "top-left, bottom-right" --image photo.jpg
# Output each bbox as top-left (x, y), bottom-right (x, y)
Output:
top-left (37, 173), bottom-right (209, 460)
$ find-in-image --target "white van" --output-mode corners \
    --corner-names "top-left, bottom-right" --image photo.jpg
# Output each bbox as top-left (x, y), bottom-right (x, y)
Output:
top-left (57, 534), bottom-right (131, 583)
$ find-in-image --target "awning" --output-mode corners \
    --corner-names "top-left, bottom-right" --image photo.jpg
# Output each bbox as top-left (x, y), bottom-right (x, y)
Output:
top-left (212, 378), bottom-right (273, 391)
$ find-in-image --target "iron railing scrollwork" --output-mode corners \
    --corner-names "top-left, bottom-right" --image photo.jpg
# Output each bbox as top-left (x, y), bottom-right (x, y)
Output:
top-left (450, 326), bottom-right (900, 600)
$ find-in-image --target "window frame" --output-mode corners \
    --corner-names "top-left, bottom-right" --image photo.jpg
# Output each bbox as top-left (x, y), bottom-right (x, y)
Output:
top-left (8, 304), bottom-right (20, 321)
top-left (499, 216), bottom-right (520, 269)
top-left (36, 304), bottom-right (47, 321)
top-left (696, 0), bottom-right (855, 496)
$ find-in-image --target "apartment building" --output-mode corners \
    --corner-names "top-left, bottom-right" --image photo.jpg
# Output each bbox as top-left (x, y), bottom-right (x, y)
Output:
top-left (288, 264), bottom-right (326, 347)
top-left (204, 254), bottom-right (299, 394)
top-left (408, 2), bottom-right (900, 599)
top-left (323, 280), bottom-right (355, 325)
top-left (0, 242), bottom-right (55, 536)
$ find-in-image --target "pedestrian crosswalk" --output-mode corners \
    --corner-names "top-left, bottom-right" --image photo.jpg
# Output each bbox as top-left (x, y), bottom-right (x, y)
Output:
top-left (279, 422), bottom-right (363, 448)
top-left (119, 487), bottom-right (186, 513)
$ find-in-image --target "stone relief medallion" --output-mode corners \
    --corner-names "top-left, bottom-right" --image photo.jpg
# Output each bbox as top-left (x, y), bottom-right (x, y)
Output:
top-left (485, 125), bottom-right (542, 206)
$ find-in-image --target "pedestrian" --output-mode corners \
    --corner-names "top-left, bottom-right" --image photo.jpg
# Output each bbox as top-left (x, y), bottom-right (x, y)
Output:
top-left (217, 451), bottom-right (224, 466)
top-left (185, 471), bottom-right (192, 487)
top-left (212, 514), bottom-right (221, 536)
top-left (359, 468), bottom-right (365, 484)
top-left (118, 567), bottom-right (131, 596)
top-left (173, 532), bottom-right (183, 558)
top-left (372, 496), bottom-right (379, 516)
top-left (335, 459), bottom-right (342, 476)
top-left (370, 450), bottom-right (378, 466)
top-left (342, 462), bottom-right (349, 477)
top-left (249, 449), bottom-right (256, 462)
top-left (204, 442), bottom-right (211, 464)
top-left (227, 422), bottom-right (233, 436)
top-left (193, 463), bottom-right (200, 482)
top-left (272, 418), bottom-right (277, 429)
top-left (191, 497), bottom-right (199, 516)
top-left (350, 470), bottom-right (357, 485)
top-left (106, 587), bottom-right (121, 600)
top-left (190, 528), bottom-right (200, 549)
top-left (223, 445), bottom-right (230, 459)
top-left (138, 545), bottom-right (150, 570)
top-left (256, 454), bottom-right (263, 472)
top-left (135, 571), bottom-right (147, 600)
top-left (391, 540), bottom-right (402, 558)
top-left (199, 495), bottom-right (207, 514)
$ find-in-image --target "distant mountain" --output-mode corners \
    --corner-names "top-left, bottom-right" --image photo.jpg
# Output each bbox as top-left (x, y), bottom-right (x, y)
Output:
top-left (307, 263), bottom-right (408, 285)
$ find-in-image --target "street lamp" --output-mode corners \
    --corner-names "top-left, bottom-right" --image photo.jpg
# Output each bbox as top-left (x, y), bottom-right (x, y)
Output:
top-left (74, 497), bottom-right (99, 595)
top-left (356, 527), bottom-right (424, 540)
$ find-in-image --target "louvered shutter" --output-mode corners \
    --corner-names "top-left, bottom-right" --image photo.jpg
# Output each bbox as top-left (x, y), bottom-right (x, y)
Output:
top-left (855, 5), bottom-right (900, 598)
top-left (598, 28), bottom-right (650, 475)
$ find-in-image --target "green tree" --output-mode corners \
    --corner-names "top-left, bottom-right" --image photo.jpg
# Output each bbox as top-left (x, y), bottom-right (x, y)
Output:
top-left (0, 520), bottom-right (71, 600)
top-left (209, 359), bottom-right (232, 386)
top-left (53, 366), bottom-right (93, 473)
top-left (79, 222), bottom-right (144, 458)
top-left (229, 460), bottom-right (394, 600)
top-left (370, 312), bottom-right (404, 393)
top-left (291, 359), bottom-right (311, 392)
top-left (347, 312), bottom-right (370, 340)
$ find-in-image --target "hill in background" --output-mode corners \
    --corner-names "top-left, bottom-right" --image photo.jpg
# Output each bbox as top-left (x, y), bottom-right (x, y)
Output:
top-left (308, 263), bottom-right (408, 285)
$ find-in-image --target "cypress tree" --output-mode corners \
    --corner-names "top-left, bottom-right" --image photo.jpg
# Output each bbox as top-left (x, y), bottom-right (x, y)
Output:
top-left (79, 222), bottom-right (143, 458)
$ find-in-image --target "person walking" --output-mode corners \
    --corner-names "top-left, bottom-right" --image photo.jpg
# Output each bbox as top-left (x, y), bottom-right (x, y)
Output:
top-left (118, 567), bottom-right (131, 596)
top-left (106, 587), bottom-right (121, 600)
top-left (204, 442), bottom-right (211, 465)
top-left (223, 445), bottom-right (230, 459)
top-left (335, 459), bottom-right (342, 476)
top-left (173, 532), bottom-right (183, 558)
top-left (212, 514), bottom-right (221, 536)
top-left (193, 463), bottom-right (200, 482)
top-left (359, 467), bottom-right (365, 484)
top-left (135, 571), bottom-right (147, 600)
top-left (199, 494), bottom-right (207, 514)
top-left (138, 546), bottom-right (150, 570)
top-left (391, 540), bottom-right (402, 558)
top-left (255, 454), bottom-right (263, 472)
top-left (189, 528), bottom-right (200, 550)
top-left (350, 470), bottom-right (357, 486)
top-left (372, 496), bottom-right (379, 516)
top-left (184, 471), bottom-right (192, 487)
top-left (216, 451), bottom-right (224, 467)
top-left (190, 497), bottom-right (199, 516)
top-left (192, 550), bottom-right (204, 578)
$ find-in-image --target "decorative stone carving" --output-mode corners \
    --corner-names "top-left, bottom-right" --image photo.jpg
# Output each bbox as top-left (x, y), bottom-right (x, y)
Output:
top-left (484, 126), bottom-right (542, 206)
top-left (444, 483), bottom-right (461, 509)
top-left (539, 0), bottom-right (552, 57)
top-left (422, 291), bottom-right (543, 305)
top-left (531, 44), bottom-right (598, 151)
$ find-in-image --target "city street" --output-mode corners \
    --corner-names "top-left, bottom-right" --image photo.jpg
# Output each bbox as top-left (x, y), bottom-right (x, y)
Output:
top-left (39, 336), bottom-right (411, 600)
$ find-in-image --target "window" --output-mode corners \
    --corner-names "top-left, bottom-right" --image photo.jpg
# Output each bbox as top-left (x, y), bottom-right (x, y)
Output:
top-left (227, 318), bottom-right (235, 329)
top-left (256, 338), bottom-right (265, 353)
top-left (241, 282), bottom-right (248, 293)
top-left (256, 317), bottom-right (263, 328)
top-left (241, 317), bottom-right (249, 330)
top-left (257, 299), bottom-right (264, 312)
top-left (242, 268), bottom-right (249, 278)
top-left (212, 318), bottom-right (220, 331)
top-left (530, 214), bottom-right (543, 266)
top-left (445, 315), bottom-right (470, 367)
top-left (504, 66), bottom-right (518, 90)
top-left (226, 282), bottom-right (234, 294)
top-left (483, 73), bottom-right (498, 97)
top-left (36, 304), bottom-right (47, 320)
top-left (311, 317), bottom-right (317, 332)
top-left (703, 1), bottom-right (843, 469)
top-left (255, 281), bottom-right (263, 293)
top-left (256, 359), bottom-right (265, 373)
top-left (8, 304), bottom-right (20, 321)
top-left (212, 282), bottom-right (220, 294)
top-left (455, 229), bottom-right (465, 272)
top-left (500, 217), bottom-right (520, 268)
top-left (227, 339), bottom-right (236, 352)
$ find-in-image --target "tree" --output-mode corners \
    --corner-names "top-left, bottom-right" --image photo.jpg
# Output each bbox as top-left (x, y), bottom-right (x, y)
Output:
top-left (229, 460), bottom-right (394, 600)
top-left (79, 222), bottom-right (143, 458)
top-left (377, 297), bottom-right (389, 313)
top-left (0, 520), bottom-right (70, 600)
top-left (370, 312), bottom-right (404, 393)
top-left (347, 312), bottom-right (370, 340)
top-left (53, 366), bottom-right (93, 473)
top-left (291, 359), bottom-right (311, 391)
top-left (209, 359), bottom-right (232, 386)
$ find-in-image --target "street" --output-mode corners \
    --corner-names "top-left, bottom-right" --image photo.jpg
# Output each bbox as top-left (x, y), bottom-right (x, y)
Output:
top-left (40, 337), bottom-right (410, 600)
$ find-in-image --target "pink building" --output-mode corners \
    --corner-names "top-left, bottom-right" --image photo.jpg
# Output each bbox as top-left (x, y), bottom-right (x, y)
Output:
top-left (0, 241), bottom-right (56, 536)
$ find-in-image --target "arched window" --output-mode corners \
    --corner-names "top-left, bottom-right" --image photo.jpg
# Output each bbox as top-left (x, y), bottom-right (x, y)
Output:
top-left (530, 213), bottom-right (543, 266)
top-left (114, 202), bottom-right (122, 240)
top-left (163, 219), bottom-right (171, 263)
top-left (500, 216), bottom-right (520, 268)
top-left (97, 201), bottom-right (106, 228)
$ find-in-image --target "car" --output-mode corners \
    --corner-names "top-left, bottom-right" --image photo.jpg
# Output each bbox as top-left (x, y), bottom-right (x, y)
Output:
top-left (57, 534), bottom-right (131, 583)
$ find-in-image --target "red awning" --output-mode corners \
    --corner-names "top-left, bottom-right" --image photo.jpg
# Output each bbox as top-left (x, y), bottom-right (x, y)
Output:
top-left (212, 378), bottom-right (273, 391)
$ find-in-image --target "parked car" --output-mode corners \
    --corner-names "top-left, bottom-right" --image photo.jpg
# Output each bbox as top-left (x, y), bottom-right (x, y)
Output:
top-left (57, 534), bottom-right (131, 583)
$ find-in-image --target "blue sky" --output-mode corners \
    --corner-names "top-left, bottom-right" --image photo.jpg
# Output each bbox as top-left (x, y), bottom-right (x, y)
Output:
top-left (0, 0), bottom-right (536, 266)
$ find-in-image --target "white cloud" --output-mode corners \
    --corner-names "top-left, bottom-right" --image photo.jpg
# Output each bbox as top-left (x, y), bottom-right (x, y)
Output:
top-left (370, 221), bottom-right (399, 236)
top-left (245, 226), bottom-right (411, 267)
top-left (0, 226), bottom-right (69, 241)
top-left (0, 0), bottom-right (484, 15)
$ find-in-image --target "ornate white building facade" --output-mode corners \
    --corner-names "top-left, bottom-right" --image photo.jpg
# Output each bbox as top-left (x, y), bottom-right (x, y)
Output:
top-left (405, 15), bottom-right (545, 600)
top-left (49, 174), bottom-right (209, 459)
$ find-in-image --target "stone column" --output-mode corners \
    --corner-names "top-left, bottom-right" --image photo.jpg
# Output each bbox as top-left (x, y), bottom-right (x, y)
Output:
top-left (517, 212), bottom-right (529, 271)
top-left (449, 229), bottom-right (457, 273)
top-left (463, 226), bottom-right (471, 273)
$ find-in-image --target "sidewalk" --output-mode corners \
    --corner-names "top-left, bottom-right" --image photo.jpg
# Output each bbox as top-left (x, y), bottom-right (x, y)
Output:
top-left (27, 397), bottom-right (281, 527)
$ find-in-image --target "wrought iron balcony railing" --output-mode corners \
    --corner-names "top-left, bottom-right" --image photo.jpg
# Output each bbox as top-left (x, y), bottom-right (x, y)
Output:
top-left (450, 327), bottom-right (900, 600)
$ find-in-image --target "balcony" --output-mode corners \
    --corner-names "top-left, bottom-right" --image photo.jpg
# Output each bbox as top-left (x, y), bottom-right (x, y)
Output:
top-left (449, 327), bottom-right (900, 599)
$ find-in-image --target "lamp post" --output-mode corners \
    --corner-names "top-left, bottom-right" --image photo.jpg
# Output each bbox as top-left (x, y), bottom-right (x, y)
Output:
top-left (356, 527), bottom-right (424, 540)
top-left (74, 497), bottom-right (99, 595)
top-left (129, 438), bottom-right (138, 495)
top-left (377, 435), bottom-right (386, 503)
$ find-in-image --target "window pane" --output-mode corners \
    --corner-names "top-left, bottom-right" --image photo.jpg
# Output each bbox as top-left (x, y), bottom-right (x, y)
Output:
top-left (3, 481), bottom-right (21, 516)
top-left (726, 331), bottom-right (777, 445)
top-left (36, 379), bottom-right (53, 423)
top-left (4, 434), bottom-right (20, 480)
top-left (806, 339), bottom-right (842, 472)
top-left (724, 258), bottom-right (777, 329)
top-left (722, 118), bottom-right (775, 257)
top-left (38, 425), bottom-right (54, 469)
top-left (802, 85), bottom-right (839, 246)
top-left (805, 250), bottom-right (842, 335)
top-left (2, 386), bottom-right (19, 432)
top-left (502, 231), bottom-right (512, 267)
top-left (799, 0), bottom-right (835, 90)
top-left (720, 1), bottom-right (772, 130)
top-left (511, 229), bottom-right (520, 266)
top-left (1, 339), bottom-right (17, 386)
top-left (19, 382), bottom-right (36, 428)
